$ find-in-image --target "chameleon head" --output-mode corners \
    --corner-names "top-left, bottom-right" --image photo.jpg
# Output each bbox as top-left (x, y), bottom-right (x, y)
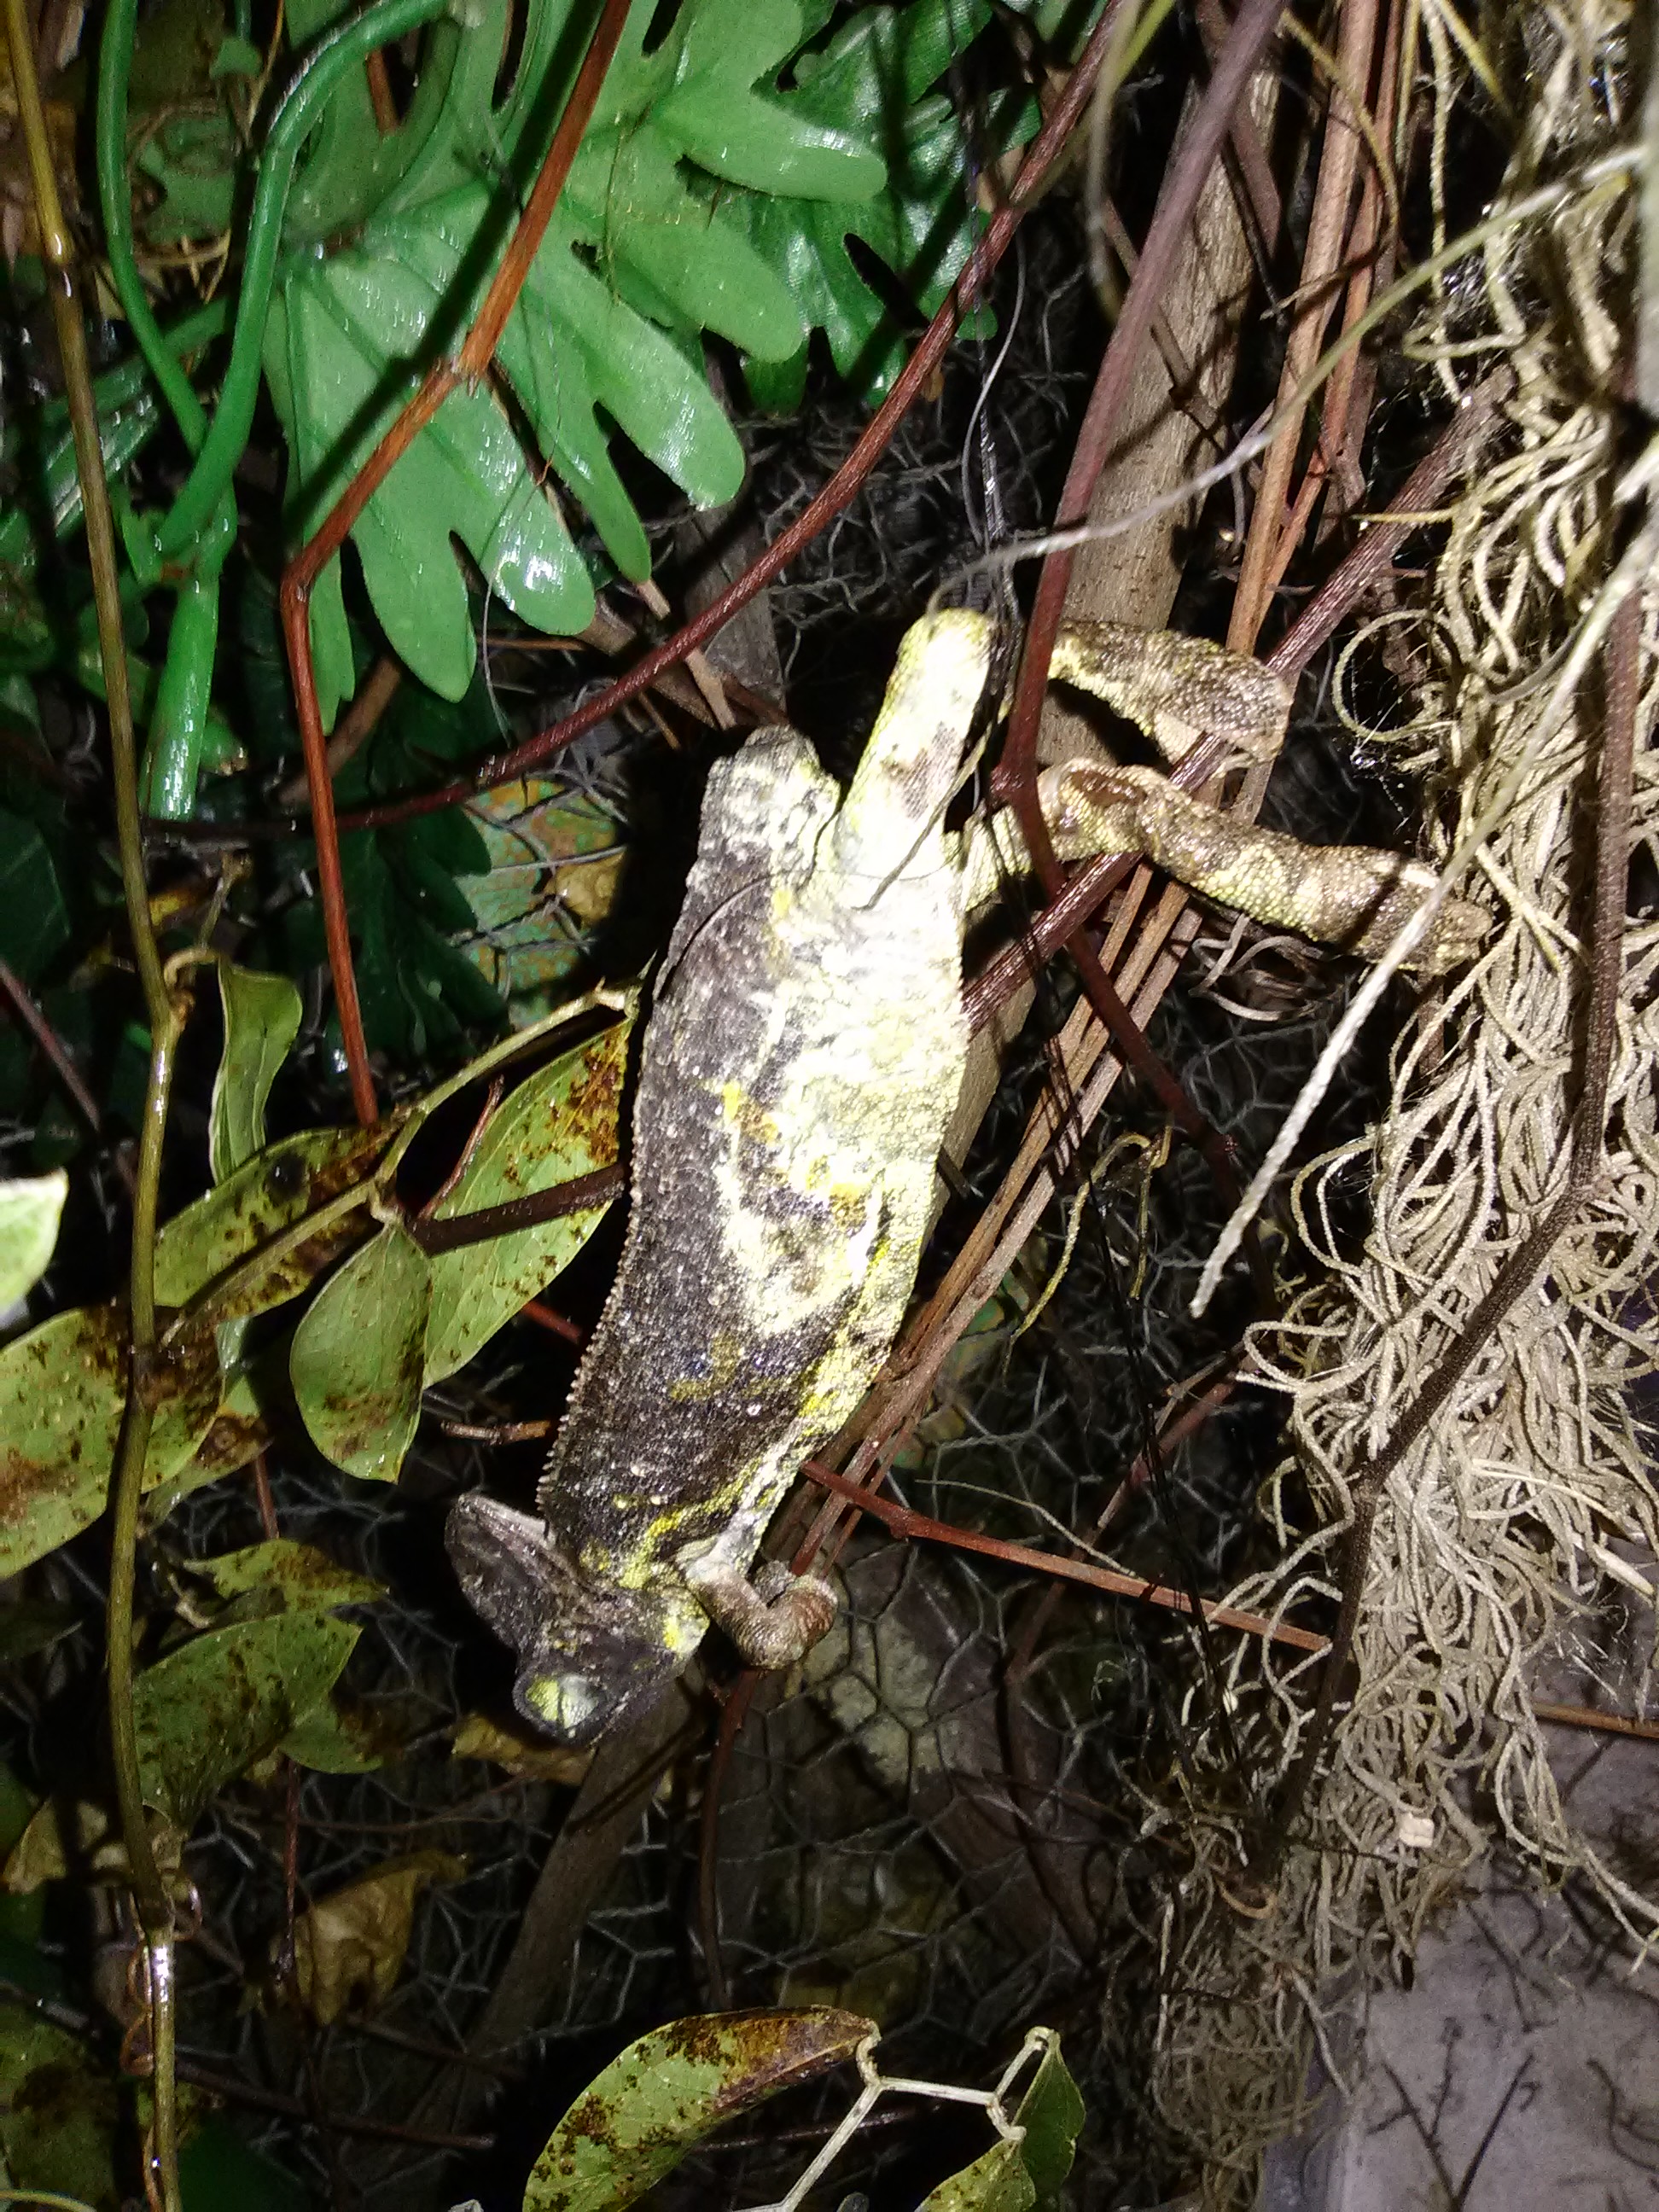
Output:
top-left (445, 1493), bottom-right (679, 1745)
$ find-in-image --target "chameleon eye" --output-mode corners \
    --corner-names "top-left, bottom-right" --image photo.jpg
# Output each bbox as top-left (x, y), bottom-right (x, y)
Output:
top-left (518, 1668), bottom-right (609, 1745)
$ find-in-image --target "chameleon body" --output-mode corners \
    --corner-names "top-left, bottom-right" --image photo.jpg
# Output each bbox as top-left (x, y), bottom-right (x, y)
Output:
top-left (447, 614), bottom-right (1487, 1743)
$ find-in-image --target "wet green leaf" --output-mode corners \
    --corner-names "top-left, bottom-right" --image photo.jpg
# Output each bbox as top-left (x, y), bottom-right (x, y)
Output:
top-left (264, 0), bottom-right (995, 722)
top-left (290, 1221), bottom-right (432, 1481)
top-left (210, 964), bottom-right (304, 1182)
top-left (424, 1018), bottom-right (629, 1383)
top-left (919, 2137), bottom-right (1034, 2211)
top-left (153, 1121), bottom-right (392, 1319)
top-left (189, 1538), bottom-right (386, 1615)
top-left (0, 2002), bottom-right (118, 2209)
top-left (133, 1612), bottom-right (359, 1828)
top-left (0, 809), bottom-right (68, 984)
top-left (0, 1168), bottom-right (67, 1306)
top-left (0, 1303), bottom-right (218, 1576)
top-left (523, 2008), bottom-right (872, 2211)
top-left (1012, 2032), bottom-right (1084, 2203)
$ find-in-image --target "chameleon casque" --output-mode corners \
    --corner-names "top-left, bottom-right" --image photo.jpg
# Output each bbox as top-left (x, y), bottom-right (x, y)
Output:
top-left (446, 613), bottom-right (1486, 1743)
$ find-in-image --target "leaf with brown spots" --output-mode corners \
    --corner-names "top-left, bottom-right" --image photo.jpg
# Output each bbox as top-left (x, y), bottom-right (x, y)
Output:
top-left (918, 2137), bottom-right (1034, 2210)
top-left (423, 1016), bottom-right (631, 1384)
top-left (153, 1121), bottom-right (393, 1321)
top-left (522, 2008), bottom-right (872, 2212)
top-left (187, 1537), bottom-right (387, 1617)
top-left (289, 1222), bottom-right (432, 1481)
top-left (0, 1302), bottom-right (218, 1576)
top-left (133, 1612), bottom-right (359, 1830)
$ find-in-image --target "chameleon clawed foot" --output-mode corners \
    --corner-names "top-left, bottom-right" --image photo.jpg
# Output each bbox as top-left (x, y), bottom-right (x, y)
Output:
top-left (683, 1551), bottom-right (838, 1668)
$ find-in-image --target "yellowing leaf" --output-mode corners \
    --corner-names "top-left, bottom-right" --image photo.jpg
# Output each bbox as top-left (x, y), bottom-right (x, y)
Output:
top-left (210, 964), bottom-right (304, 1182)
top-left (290, 1221), bottom-right (432, 1480)
top-left (288, 1850), bottom-right (467, 2024)
top-left (0, 1171), bottom-right (67, 1307)
top-left (451, 1711), bottom-right (592, 1786)
top-left (423, 1018), bottom-right (629, 1384)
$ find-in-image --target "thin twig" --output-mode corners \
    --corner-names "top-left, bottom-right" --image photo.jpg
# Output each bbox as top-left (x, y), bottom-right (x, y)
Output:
top-left (2, 3), bottom-right (182, 2201)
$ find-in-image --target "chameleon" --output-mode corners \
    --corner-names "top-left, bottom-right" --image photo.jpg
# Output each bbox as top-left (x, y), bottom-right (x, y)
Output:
top-left (446, 613), bottom-right (1487, 1743)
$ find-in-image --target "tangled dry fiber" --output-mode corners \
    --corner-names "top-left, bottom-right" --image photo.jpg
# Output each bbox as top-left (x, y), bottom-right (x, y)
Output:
top-left (1143, 0), bottom-right (1659, 2189)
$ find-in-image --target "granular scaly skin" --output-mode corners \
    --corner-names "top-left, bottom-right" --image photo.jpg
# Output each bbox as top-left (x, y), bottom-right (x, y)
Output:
top-left (446, 612), bottom-right (1490, 1742)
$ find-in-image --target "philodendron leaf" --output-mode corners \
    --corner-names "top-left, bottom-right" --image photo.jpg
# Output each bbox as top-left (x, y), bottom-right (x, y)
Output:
top-left (133, 1612), bottom-right (359, 1829)
top-left (423, 1016), bottom-right (630, 1382)
top-left (1011, 2031), bottom-right (1084, 2203)
top-left (264, 0), bottom-right (1006, 724)
top-left (210, 964), bottom-right (304, 1182)
top-left (153, 1121), bottom-right (393, 1320)
top-left (0, 1170), bottom-right (67, 1307)
top-left (277, 1691), bottom-right (410, 1773)
top-left (522, 2009), bottom-right (872, 2212)
top-left (189, 1538), bottom-right (387, 1615)
top-left (290, 1221), bottom-right (432, 1481)
top-left (0, 1304), bottom-right (219, 1576)
top-left (732, 0), bottom-right (1037, 408)
top-left (918, 2139), bottom-right (1034, 2211)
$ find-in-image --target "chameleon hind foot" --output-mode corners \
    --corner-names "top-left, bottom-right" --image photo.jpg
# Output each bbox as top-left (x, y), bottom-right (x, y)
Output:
top-left (683, 1552), bottom-right (838, 1668)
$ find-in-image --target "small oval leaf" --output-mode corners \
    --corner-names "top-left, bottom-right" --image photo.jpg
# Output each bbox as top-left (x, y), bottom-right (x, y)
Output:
top-left (1012, 2032), bottom-right (1084, 2203)
top-left (523, 2009), bottom-right (873, 2212)
top-left (211, 964), bottom-right (304, 1183)
top-left (188, 1539), bottom-right (386, 1615)
top-left (0, 1304), bottom-right (218, 1576)
top-left (0, 1172), bottom-right (67, 1309)
top-left (134, 1613), bottom-right (359, 1830)
top-left (424, 1019), bottom-right (630, 1383)
top-left (918, 2137), bottom-right (1035, 2211)
top-left (291, 1222), bottom-right (432, 1481)
top-left (154, 1121), bottom-right (392, 1317)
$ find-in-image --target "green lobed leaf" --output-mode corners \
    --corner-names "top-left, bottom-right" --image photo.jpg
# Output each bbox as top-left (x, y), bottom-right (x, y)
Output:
top-left (0, 1169), bottom-right (67, 1307)
top-left (289, 1221), bottom-right (432, 1481)
top-left (210, 963), bottom-right (304, 1183)
top-left (133, 1611), bottom-right (359, 1829)
top-left (423, 1017), bottom-right (629, 1382)
top-left (732, 0), bottom-right (1037, 405)
top-left (262, 0), bottom-right (998, 720)
top-left (1012, 2031), bottom-right (1084, 2203)
top-left (188, 1538), bottom-right (387, 1615)
top-left (0, 1303), bottom-right (219, 1577)
top-left (918, 2137), bottom-right (1036, 2211)
top-left (522, 2009), bottom-right (873, 2212)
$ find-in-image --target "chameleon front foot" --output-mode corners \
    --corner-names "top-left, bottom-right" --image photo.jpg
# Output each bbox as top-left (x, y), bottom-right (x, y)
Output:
top-left (683, 1553), bottom-right (838, 1669)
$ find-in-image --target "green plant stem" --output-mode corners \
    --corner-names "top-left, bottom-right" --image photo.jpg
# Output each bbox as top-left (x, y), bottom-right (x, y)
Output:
top-left (3, 3), bottom-right (182, 2203)
top-left (153, 0), bottom-right (452, 560)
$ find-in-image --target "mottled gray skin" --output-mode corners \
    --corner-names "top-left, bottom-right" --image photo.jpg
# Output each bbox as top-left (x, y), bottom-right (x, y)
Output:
top-left (446, 614), bottom-right (1488, 1743)
top-left (448, 615), bottom-right (992, 1743)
